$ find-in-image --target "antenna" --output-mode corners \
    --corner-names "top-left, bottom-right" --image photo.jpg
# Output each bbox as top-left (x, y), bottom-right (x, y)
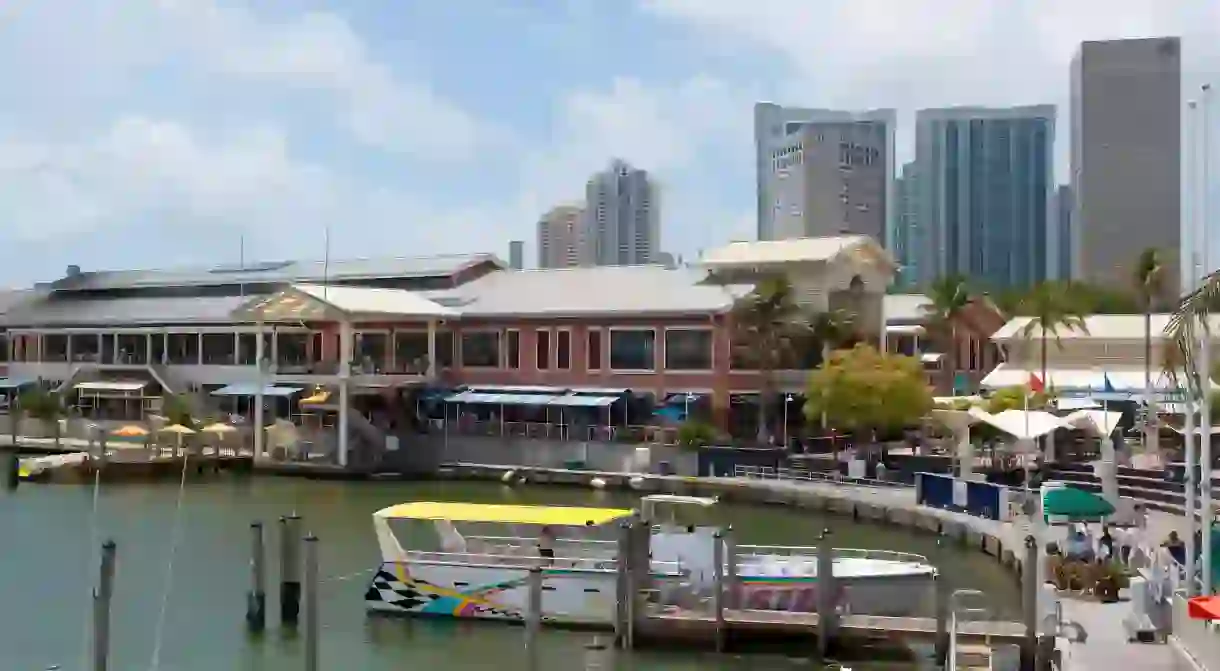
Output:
top-left (323, 224), bottom-right (331, 301)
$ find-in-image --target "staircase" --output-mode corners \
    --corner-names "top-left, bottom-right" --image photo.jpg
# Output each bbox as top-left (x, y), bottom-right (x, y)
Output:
top-left (1047, 462), bottom-right (1220, 514)
top-left (148, 364), bottom-right (210, 418)
top-left (344, 404), bottom-right (389, 469)
top-left (53, 365), bottom-right (90, 394)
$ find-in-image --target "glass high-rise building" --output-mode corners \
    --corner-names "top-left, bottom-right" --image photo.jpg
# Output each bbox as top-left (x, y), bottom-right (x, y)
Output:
top-left (893, 161), bottom-right (921, 289)
top-left (913, 106), bottom-right (1055, 290)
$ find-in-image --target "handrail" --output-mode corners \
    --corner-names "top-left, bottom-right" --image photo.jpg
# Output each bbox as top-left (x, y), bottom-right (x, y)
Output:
top-left (736, 544), bottom-right (929, 565)
top-left (733, 464), bottom-right (914, 489)
top-left (398, 549), bottom-right (685, 575)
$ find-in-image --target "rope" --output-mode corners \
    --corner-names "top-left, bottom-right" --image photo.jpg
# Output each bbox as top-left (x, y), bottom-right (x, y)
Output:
top-left (148, 453), bottom-right (190, 670)
top-left (78, 464), bottom-right (102, 671)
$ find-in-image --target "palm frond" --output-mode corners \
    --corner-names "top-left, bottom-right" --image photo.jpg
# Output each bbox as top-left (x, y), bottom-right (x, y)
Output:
top-left (1167, 270), bottom-right (1220, 393)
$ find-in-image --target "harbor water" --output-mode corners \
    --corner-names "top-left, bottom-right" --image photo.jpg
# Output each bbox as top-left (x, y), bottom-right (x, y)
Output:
top-left (0, 474), bottom-right (1020, 670)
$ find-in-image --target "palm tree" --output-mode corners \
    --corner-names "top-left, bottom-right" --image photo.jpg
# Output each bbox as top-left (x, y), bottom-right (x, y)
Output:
top-left (730, 276), bottom-right (808, 444)
top-left (1167, 271), bottom-right (1220, 396)
top-left (921, 275), bottom-right (973, 395)
top-left (1134, 248), bottom-right (1164, 450)
top-left (1017, 282), bottom-right (1090, 390)
top-left (809, 309), bottom-right (858, 443)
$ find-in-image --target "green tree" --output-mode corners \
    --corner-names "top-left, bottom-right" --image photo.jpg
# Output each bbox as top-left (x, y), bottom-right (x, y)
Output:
top-left (162, 393), bottom-right (199, 430)
top-left (922, 274), bottom-right (973, 395)
top-left (730, 276), bottom-right (810, 443)
top-left (984, 385), bottom-right (1053, 413)
top-left (676, 419), bottom-right (717, 450)
top-left (804, 344), bottom-right (933, 443)
top-left (1018, 282), bottom-right (1090, 390)
top-left (18, 386), bottom-right (64, 450)
top-left (1134, 248), bottom-right (1165, 449)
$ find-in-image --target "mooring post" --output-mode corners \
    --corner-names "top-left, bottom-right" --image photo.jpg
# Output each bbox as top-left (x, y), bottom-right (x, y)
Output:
top-left (723, 525), bottom-right (739, 609)
top-left (279, 514), bottom-right (303, 627)
top-left (92, 539), bottom-right (117, 671)
top-left (246, 521), bottom-right (267, 632)
top-left (933, 539), bottom-right (951, 665)
top-left (815, 528), bottom-right (838, 659)
top-left (712, 530), bottom-right (726, 653)
top-left (525, 566), bottom-right (543, 671)
top-left (5, 450), bottom-right (18, 491)
top-left (303, 534), bottom-right (319, 671)
top-left (613, 520), bottom-right (630, 649)
top-left (584, 636), bottom-right (610, 670)
top-left (1021, 534), bottom-right (1039, 671)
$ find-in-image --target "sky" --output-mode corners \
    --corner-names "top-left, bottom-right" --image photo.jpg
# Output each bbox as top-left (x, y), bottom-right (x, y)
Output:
top-left (0, 0), bottom-right (1218, 286)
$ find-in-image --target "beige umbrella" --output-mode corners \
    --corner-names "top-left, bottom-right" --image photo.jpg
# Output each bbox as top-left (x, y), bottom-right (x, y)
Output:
top-left (160, 424), bottom-right (197, 456)
top-left (201, 422), bottom-right (237, 457)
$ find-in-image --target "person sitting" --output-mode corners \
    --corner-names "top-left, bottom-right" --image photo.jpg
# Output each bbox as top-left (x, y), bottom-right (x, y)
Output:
top-left (537, 525), bottom-right (556, 564)
top-left (1065, 528), bottom-right (1094, 562)
top-left (1098, 525), bottom-right (1115, 562)
top-left (1164, 531), bottom-right (1187, 566)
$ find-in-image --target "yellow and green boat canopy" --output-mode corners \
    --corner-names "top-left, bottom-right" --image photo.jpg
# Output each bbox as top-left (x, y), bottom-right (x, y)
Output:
top-left (373, 501), bottom-right (632, 527)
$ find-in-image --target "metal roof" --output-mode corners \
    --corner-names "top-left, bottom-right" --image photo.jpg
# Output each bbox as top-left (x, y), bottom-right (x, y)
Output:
top-left (883, 294), bottom-right (931, 323)
top-left (989, 314), bottom-right (1220, 342)
top-left (433, 265), bottom-right (752, 317)
top-left (234, 284), bottom-right (458, 321)
top-left (0, 289), bottom-right (35, 315)
top-left (1, 294), bottom-right (256, 327)
top-left (50, 253), bottom-right (502, 292)
top-left (698, 235), bottom-right (894, 268)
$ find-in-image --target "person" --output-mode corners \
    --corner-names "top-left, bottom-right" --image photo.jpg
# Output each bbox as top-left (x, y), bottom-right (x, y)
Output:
top-left (537, 525), bottom-right (556, 563)
top-left (1165, 531), bottom-right (1186, 566)
top-left (1065, 527), bottom-right (1093, 562)
top-left (1099, 525), bottom-right (1115, 562)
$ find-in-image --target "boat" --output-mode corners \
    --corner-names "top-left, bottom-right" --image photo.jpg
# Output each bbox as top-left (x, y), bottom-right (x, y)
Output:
top-left (364, 495), bottom-right (936, 624)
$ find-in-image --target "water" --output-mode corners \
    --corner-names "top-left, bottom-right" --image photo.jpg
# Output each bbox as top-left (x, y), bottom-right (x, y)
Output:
top-left (0, 475), bottom-right (1019, 670)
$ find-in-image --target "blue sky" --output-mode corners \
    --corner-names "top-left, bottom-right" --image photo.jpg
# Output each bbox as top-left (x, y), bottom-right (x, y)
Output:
top-left (0, 0), bottom-right (1217, 285)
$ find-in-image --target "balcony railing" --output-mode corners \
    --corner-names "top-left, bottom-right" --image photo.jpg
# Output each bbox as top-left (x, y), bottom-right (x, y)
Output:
top-left (428, 419), bottom-right (681, 446)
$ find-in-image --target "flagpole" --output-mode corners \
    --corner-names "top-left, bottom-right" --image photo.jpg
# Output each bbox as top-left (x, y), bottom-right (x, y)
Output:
top-left (1185, 99), bottom-right (1200, 596)
top-left (1200, 82), bottom-right (1213, 596)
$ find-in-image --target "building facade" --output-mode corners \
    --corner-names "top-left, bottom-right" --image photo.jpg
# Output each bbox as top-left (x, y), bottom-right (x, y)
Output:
top-left (893, 161), bottom-right (922, 289)
top-left (883, 294), bottom-right (1006, 395)
top-left (1071, 37), bottom-right (1181, 299)
top-left (1050, 185), bottom-right (1075, 281)
top-left (583, 160), bottom-right (660, 266)
top-left (754, 103), bottom-right (897, 246)
top-left (914, 105), bottom-right (1055, 290)
top-left (537, 205), bottom-right (585, 269)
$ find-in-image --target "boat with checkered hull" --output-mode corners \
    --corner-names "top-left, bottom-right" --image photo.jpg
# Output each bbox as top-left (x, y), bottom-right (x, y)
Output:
top-left (364, 495), bottom-right (936, 625)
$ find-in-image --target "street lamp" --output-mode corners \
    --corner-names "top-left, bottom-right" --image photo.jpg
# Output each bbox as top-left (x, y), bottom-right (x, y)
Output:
top-left (683, 392), bottom-right (698, 421)
top-left (783, 394), bottom-right (795, 449)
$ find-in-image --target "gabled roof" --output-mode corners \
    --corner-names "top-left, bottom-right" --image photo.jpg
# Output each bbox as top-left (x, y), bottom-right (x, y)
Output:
top-left (423, 265), bottom-right (752, 317)
top-left (232, 284), bottom-right (457, 322)
top-left (50, 253), bottom-right (503, 292)
top-left (698, 235), bottom-right (895, 270)
top-left (990, 314), bottom-right (1219, 342)
top-left (2, 294), bottom-right (252, 327)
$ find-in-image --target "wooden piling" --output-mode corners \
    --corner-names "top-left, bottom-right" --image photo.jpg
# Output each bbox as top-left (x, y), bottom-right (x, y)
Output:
top-left (5, 450), bottom-right (18, 490)
top-left (246, 521), bottom-right (266, 633)
top-left (933, 539), bottom-right (951, 665)
top-left (303, 534), bottom-right (319, 671)
top-left (613, 520), bottom-right (630, 649)
top-left (1021, 535), bottom-right (1038, 671)
top-left (279, 514), bottom-right (302, 626)
top-left (525, 566), bottom-right (543, 671)
top-left (723, 525), bottom-right (739, 609)
top-left (583, 636), bottom-right (610, 670)
top-left (815, 528), bottom-right (838, 659)
top-left (92, 540), bottom-right (117, 671)
top-left (712, 530), bottom-right (726, 652)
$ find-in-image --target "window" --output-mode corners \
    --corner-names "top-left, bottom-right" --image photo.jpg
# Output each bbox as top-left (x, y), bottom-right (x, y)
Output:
top-left (117, 334), bottom-right (147, 364)
top-left (587, 329), bottom-right (602, 370)
top-left (609, 329), bottom-right (656, 371)
top-left (664, 329), bottom-right (713, 371)
top-left (393, 332), bottom-right (430, 373)
top-left (166, 333), bottom-right (199, 365)
top-left (536, 329), bottom-right (551, 370)
top-left (506, 330), bottom-right (520, 369)
top-left (201, 333), bottom-right (236, 365)
top-left (433, 330), bottom-right (455, 369)
top-left (43, 334), bottom-right (68, 362)
top-left (556, 330), bottom-right (571, 370)
top-left (0, 334), bottom-right (7, 363)
top-left (276, 332), bottom-right (309, 368)
top-left (461, 331), bottom-right (501, 368)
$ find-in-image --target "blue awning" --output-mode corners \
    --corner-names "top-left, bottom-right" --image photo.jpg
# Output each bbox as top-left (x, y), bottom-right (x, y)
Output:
top-left (445, 391), bottom-right (561, 406)
top-left (212, 384), bottom-right (303, 397)
top-left (663, 392), bottom-right (704, 405)
top-left (0, 378), bottom-right (35, 390)
top-left (549, 395), bottom-right (619, 408)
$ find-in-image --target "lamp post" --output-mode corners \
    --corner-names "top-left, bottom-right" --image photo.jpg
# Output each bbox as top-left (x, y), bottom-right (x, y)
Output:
top-left (783, 394), bottom-right (794, 449)
top-left (1186, 98), bottom-right (1201, 595)
top-left (683, 392), bottom-right (697, 421)
top-left (1201, 82), bottom-right (1214, 596)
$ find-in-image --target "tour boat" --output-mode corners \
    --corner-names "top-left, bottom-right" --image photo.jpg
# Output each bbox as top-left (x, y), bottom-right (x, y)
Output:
top-left (364, 495), bottom-right (936, 624)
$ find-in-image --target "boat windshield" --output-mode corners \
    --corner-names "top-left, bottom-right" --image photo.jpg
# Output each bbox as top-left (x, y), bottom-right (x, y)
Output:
top-left (640, 495), bottom-right (719, 529)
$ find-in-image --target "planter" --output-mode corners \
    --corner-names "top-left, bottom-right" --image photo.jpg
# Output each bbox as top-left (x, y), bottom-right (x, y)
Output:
top-left (1095, 576), bottom-right (1120, 603)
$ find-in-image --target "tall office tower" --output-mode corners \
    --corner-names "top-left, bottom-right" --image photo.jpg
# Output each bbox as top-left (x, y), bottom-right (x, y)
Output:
top-left (1071, 37), bottom-right (1181, 298)
top-left (754, 103), bottom-right (897, 244)
top-left (536, 205), bottom-right (585, 269)
top-left (507, 240), bottom-right (524, 270)
top-left (1049, 185), bottom-right (1075, 280)
top-left (583, 159), bottom-right (660, 266)
top-left (893, 161), bottom-right (922, 288)
top-left (914, 106), bottom-right (1055, 290)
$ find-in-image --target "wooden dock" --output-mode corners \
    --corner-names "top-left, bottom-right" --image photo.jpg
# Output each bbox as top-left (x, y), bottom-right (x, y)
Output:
top-left (645, 607), bottom-right (1026, 646)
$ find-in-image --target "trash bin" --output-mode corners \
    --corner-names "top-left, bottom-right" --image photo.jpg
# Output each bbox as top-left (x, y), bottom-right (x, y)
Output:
top-left (656, 461), bottom-right (674, 476)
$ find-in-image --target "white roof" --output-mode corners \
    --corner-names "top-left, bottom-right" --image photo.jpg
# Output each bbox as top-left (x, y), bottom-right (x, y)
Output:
top-left (991, 314), bottom-right (1220, 342)
top-left (967, 407), bottom-right (1067, 440)
top-left (292, 284), bottom-right (457, 318)
top-left (1063, 410), bottom-right (1124, 434)
top-left (884, 294), bottom-right (931, 322)
top-left (981, 364), bottom-right (1197, 392)
top-left (698, 235), bottom-right (893, 268)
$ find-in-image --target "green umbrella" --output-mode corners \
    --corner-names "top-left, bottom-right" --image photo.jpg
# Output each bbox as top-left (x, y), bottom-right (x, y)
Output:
top-left (1042, 486), bottom-right (1115, 521)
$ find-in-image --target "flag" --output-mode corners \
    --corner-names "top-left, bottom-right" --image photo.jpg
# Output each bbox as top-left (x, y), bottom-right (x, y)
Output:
top-left (1028, 372), bottom-right (1045, 394)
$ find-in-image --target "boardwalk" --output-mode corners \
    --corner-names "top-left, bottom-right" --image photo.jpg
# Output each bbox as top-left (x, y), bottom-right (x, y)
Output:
top-left (650, 608), bottom-right (1026, 644)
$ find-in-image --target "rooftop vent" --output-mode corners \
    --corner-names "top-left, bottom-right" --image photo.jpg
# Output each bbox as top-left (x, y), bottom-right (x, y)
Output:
top-left (65, 265), bottom-right (82, 277)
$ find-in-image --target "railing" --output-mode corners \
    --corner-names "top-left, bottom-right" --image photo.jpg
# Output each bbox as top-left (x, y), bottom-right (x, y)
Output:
top-left (733, 464), bottom-right (913, 489)
top-left (432, 420), bottom-right (682, 446)
top-left (397, 550), bottom-right (683, 575)
top-left (736, 543), bottom-right (928, 565)
top-left (465, 535), bottom-right (619, 560)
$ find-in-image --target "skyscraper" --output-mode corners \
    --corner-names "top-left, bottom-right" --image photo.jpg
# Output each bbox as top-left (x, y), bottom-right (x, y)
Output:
top-left (914, 106), bottom-right (1055, 290)
top-left (893, 161), bottom-right (922, 289)
top-left (1049, 185), bottom-right (1075, 281)
top-left (754, 103), bottom-right (897, 245)
top-left (1071, 37), bottom-right (1181, 298)
top-left (536, 205), bottom-right (584, 269)
top-left (583, 160), bottom-right (660, 266)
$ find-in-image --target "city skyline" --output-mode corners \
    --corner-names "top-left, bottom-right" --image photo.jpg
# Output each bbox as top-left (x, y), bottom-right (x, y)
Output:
top-left (0, 2), bottom-right (1217, 285)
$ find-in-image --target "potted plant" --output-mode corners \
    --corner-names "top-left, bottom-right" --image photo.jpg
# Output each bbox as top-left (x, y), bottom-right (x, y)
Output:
top-left (1093, 561), bottom-right (1128, 603)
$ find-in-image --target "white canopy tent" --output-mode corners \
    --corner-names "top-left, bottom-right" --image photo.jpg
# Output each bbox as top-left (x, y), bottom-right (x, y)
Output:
top-left (1064, 409), bottom-right (1126, 506)
top-left (929, 408), bottom-right (984, 480)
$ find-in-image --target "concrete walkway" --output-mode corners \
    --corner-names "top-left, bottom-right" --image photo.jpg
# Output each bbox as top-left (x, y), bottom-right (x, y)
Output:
top-left (714, 475), bottom-right (1180, 671)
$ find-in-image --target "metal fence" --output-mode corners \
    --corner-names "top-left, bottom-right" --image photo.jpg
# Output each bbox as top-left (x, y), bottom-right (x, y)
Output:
top-left (426, 419), bottom-right (681, 446)
top-left (732, 464), bottom-right (913, 489)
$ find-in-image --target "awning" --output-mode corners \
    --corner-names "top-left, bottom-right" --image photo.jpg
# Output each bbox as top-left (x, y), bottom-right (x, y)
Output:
top-left (663, 392), bottom-right (704, 405)
top-left (967, 407), bottom-right (1067, 440)
top-left (445, 391), bottom-right (560, 406)
top-left (1043, 486), bottom-right (1115, 521)
top-left (467, 384), bottom-right (568, 394)
top-left (549, 395), bottom-right (618, 408)
top-left (212, 384), bottom-right (303, 397)
top-left (1055, 398), bottom-right (1101, 411)
top-left (1063, 409), bottom-right (1124, 435)
top-left (1188, 595), bottom-right (1220, 620)
top-left (373, 501), bottom-right (631, 526)
top-left (569, 387), bottom-right (629, 396)
top-left (76, 380), bottom-right (147, 392)
top-left (0, 377), bottom-right (35, 390)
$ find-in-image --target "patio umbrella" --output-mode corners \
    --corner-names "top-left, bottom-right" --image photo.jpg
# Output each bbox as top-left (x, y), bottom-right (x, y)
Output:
top-left (112, 425), bottom-right (149, 438)
top-left (201, 422), bottom-right (237, 457)
top-left (1042, 486), bottom-right (1115, 521)
top-left (160, 424), bottom-right (197, 456)
top-left (300, 389), bottom-right (331, 405)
